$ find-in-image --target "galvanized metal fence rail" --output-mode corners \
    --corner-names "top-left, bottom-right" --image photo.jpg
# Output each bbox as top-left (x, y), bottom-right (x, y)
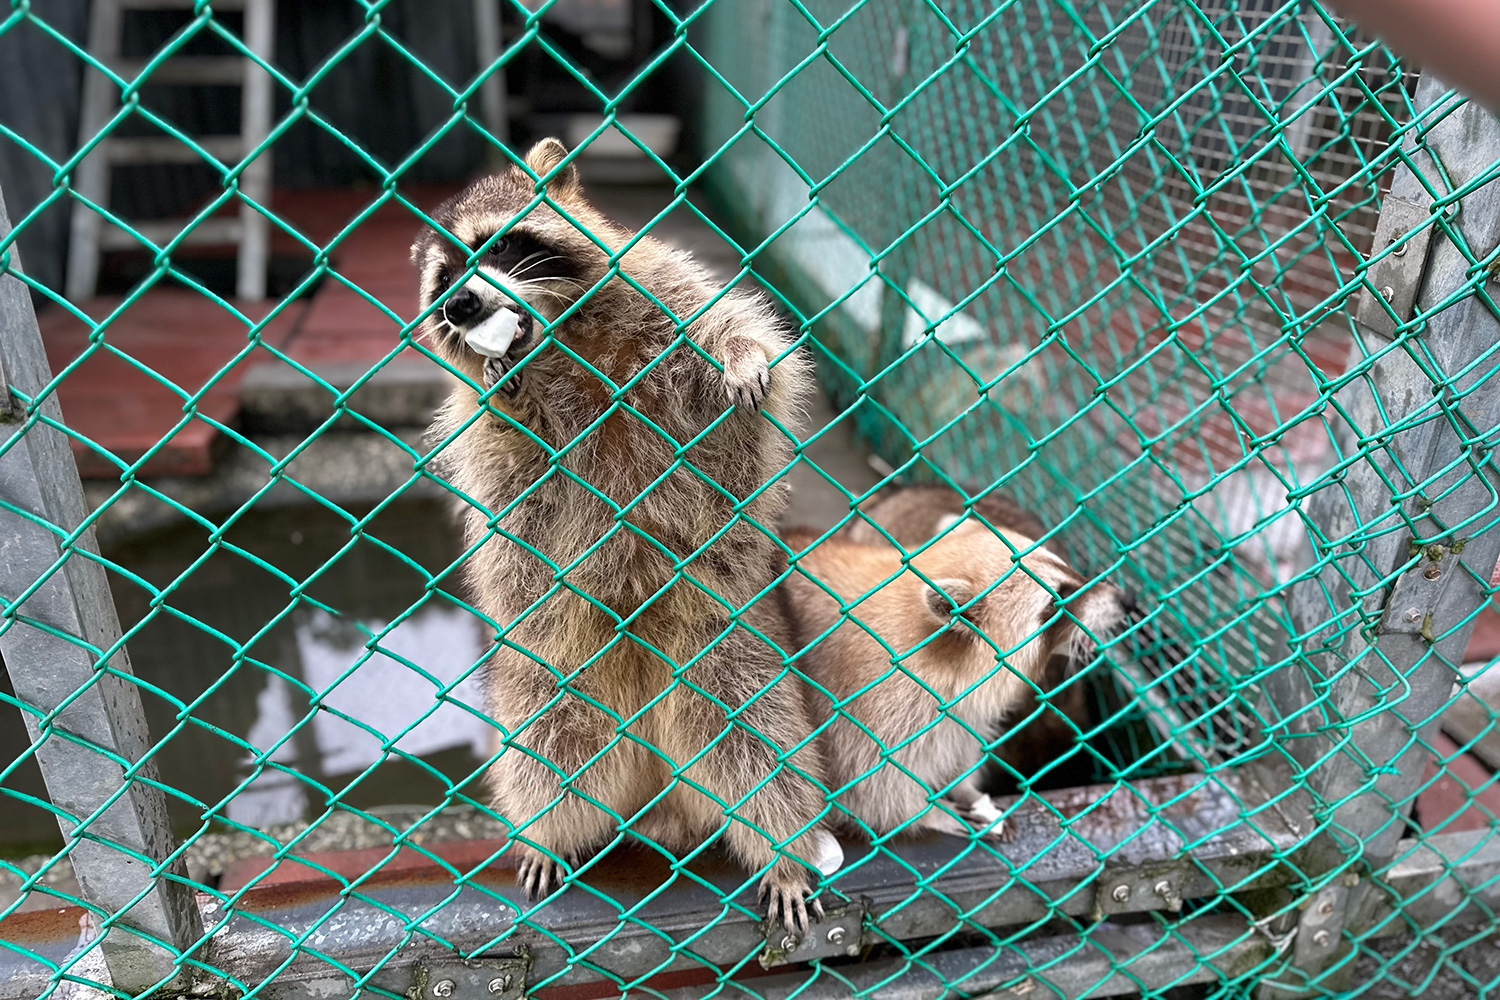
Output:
top-left (5, 0), bottom-right (1500, 997)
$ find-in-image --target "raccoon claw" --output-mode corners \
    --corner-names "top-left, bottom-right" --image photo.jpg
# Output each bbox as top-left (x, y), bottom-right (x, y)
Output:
top-left (483, 354), bottom-right (523, 397)
top-left (759, 870), bottom-right (814, 936)
top-left (483, 355), bottom-right (504, 390)
top-left (516, 851), bottom-right (572, 901)
top-left (976, 818), bottom-right (1013, 842)
top-left (723, 353), bottom-right (771, 411)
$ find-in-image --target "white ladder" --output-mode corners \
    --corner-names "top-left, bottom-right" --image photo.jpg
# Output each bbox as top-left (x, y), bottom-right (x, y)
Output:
top-left (66, 0), bottom-right (276, 302)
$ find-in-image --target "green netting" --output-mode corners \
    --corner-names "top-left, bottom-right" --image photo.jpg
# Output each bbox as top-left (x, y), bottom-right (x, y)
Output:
top-left (699, 0), bottom-right (1419, 768)
top-left (4, 0), bottom-right (1500, 998)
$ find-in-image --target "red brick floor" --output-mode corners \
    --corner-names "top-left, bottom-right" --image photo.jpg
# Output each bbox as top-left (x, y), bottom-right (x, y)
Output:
top-left (35, 185), bottom-right (458, 478)
top-left (37, 292), bottom-right (304, 478)
top-left (279, 188), bottom-right (437, 366)
top-left (1416, 731), bottom-right (1500, 834)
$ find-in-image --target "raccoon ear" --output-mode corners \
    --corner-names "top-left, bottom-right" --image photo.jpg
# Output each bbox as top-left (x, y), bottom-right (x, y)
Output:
top-left (523, 138), bottom-right (581, 199)
top-left (923, 578), bottom-right (980, 631)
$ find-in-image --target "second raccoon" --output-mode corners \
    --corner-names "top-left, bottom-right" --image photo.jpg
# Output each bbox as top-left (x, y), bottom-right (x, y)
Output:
top-left (783, 519), bottom-right (1126, 841)
top-left (844, 484), bottom-right (1092, 791)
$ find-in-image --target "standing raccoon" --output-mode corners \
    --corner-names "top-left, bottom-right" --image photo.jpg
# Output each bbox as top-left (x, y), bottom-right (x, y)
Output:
top-left (412, 139), bottom-right (832, 930)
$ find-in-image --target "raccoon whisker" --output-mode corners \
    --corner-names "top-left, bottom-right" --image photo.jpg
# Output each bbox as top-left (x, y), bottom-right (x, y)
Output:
top-left (506, 252), bottom-right (547, 277)
top-left (526, 286), bottom-right (579, 304)
top-left (510, 274), bottom-right (579, 292)
top-left (509, 254), bottom-right (566, 280)
top-left (532, 277), bottom-right (590, 296)
top-left (511, 277), bottom-right (582, 304)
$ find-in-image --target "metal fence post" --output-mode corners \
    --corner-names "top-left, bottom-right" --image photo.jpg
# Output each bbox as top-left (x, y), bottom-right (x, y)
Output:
top-left (0, 183), bottom-right (201, 991)
top-left (1262, 76), bottom-right (1500, 995)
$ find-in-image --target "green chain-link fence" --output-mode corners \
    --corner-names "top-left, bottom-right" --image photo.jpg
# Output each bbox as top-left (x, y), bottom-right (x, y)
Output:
top-left (5, 0), bottom-right (1500, 997)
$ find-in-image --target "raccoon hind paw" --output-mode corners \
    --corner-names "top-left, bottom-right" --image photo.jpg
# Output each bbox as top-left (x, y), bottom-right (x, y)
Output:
top-left (759, 866), bottom-right (820, 936)
top-left (517, 850), bottom-right (574, 901)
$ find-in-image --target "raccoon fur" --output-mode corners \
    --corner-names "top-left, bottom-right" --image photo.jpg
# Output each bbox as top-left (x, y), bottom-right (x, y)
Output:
top-left (783, 518), bottom-right (1127, 840)
top-left (845, 484), bottom-right (1052, 552)
top-left (412, 139), bottom-right (830, 930)
top-left (842, 484), bottom-right (1092, 790)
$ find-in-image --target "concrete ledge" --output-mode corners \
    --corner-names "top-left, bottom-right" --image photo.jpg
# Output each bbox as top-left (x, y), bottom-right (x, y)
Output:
top-left (239, 355), bottom-right (452, 434)
top-left (84, 428), bottom-right (446, 549)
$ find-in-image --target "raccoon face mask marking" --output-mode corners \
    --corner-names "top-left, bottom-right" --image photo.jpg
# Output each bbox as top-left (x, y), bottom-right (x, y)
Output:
top-left (413, 160), bottom-right (610, 396)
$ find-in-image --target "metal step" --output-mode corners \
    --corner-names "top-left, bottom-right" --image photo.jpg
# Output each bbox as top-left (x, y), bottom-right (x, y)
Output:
top-left (67, 0), bottom-right (276, 299)
top-left (102, 135), bottom-right (246, 165)
top-left (98, 216), bottom-right (243, 250)
top-left (109, 56), bottom-right (246, 86)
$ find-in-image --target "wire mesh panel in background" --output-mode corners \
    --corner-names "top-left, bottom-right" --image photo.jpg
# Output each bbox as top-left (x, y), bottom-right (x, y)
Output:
top-left (4, 0), bottom-right (1500, 998)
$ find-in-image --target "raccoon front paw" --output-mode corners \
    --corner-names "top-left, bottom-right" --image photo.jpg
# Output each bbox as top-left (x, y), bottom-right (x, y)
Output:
top-left (759, 862), bottom-right (823, 936)
top-left (516, 848), bottom-right (574, 901)
top-left (721, 337), bottom-right (771, 410)
top-left (482, 354), bottom-right (525, 397)
top-left (958, 793), bottom-right (1012, 842)
top-left (483, 355), bottom-right (506, 391)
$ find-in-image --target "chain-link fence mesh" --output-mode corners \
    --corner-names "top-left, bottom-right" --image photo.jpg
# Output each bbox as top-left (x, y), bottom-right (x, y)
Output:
top-left (4, 0), bottom-right (1500, 997)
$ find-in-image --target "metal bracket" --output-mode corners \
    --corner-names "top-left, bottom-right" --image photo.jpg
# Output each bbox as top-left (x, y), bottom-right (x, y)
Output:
top-left (1289, 884), bottom-right (1349, 967)
top-left (1091, 867), bottom-right (1189, 919)
top-left (1356, 196), bottom-right (1438, 338)
top-left (759, 899), bottom-right (868, 968)
top-left (410, 953), bottom-right (530, 1000)
top-left (1379, 537), bottom-right (1467, 638)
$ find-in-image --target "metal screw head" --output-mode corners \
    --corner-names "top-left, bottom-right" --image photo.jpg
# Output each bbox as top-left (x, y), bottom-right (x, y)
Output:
top-left (779, 934), bottom-right (798, 952)
top-left (1405, 607), bottom-right (1422, 623)
top-left (1390, 237), bottom-right (1407, 257)
top-left (1153, 880), bottom-right (1171, 896)
top-left (826, 927), bottom-right (846, 946)
top-left (488, 976), bottom-right (511, 994)
top-left (432, 981), bottom-right (456, 998)
top-left (1425, 564), bottom-right (1442, 580)
top-left (1312, 929), bottom-right (1332, 948)
top-left (1318, 899), bottom-right (1335, 916)
top-left (1111, 884), bottom-right (1131, 903)
top-left (1380, 285), bottom-right (1396, 300)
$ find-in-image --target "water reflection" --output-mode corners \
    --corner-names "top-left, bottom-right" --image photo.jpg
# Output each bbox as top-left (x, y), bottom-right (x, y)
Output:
top-left (22, 500), bottom-right (496, 845)
top-left (232, 604), bottom-right (491, 829)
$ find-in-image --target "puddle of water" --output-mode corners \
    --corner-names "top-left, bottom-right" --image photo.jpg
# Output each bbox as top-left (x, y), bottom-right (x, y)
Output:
top-left (1, 500), bottom-right (495, 850)
top-left (231, 603), bottom-right (492, 829)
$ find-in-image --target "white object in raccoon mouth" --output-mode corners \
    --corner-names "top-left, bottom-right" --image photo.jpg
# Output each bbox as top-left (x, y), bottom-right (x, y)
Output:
top-left (464, 309), bottom-right (520, 358)
top-left (811, 829), bottom-right (845, 876)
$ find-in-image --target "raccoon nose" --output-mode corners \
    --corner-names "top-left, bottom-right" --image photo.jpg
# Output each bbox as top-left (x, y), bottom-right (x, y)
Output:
top-left (443, 289), bottom-right (484, 326)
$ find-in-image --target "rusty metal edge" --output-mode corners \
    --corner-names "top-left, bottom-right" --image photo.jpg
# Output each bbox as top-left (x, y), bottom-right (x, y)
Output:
top-left (11, 827), bottom-right (1498, 1000)
top-left (0, 766), bottom-right (1305, 998)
